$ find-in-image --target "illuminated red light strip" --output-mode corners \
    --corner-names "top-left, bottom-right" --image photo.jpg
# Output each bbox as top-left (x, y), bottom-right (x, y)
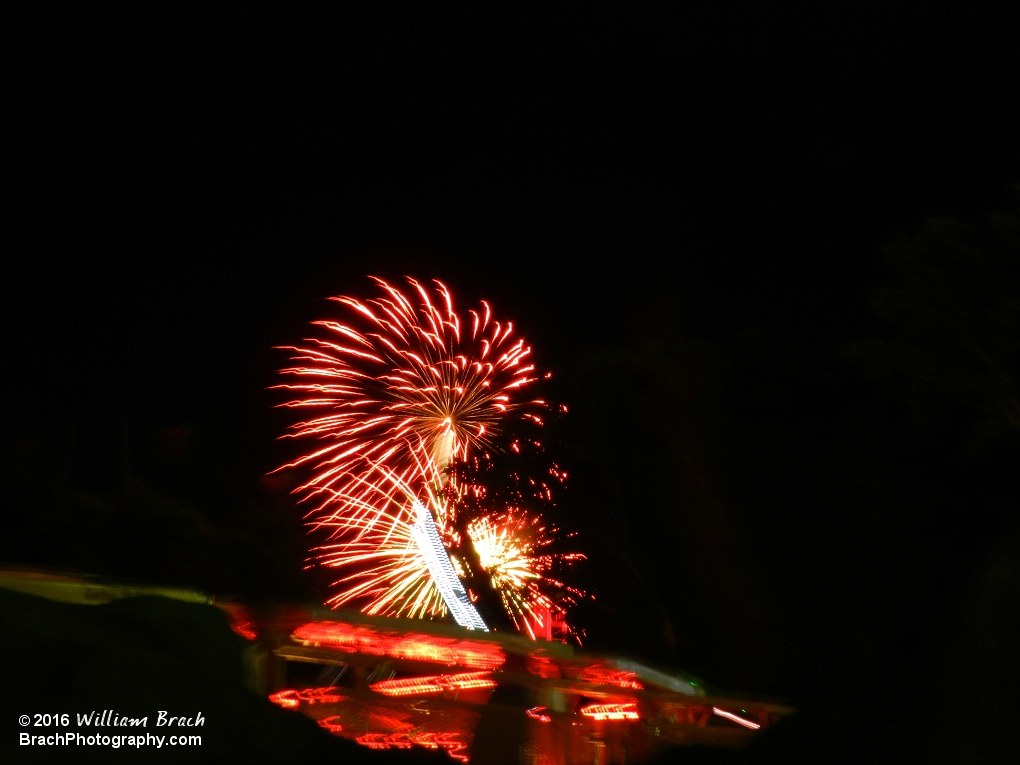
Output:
top-left (712, 707), bottom-right (761, 730)
top-left (268, 691), bottom-right (299, 709)
top-left (356, 732), bottom-right (470, 762)
top-left (579, 703), bottom-right (639, 721)
top-left (577, 665), bottom-right (643, 689)
top-left (268, 687), bottom-right (346, 709)
top-left (358, 733), bottom-right (414, 750)
top-left (292, 621), bottom-right (505, 670)
top-left (230, 621), bottom-right (258, 641)
top-left (370, 671), bottom-right (496, 696)
top-left (526, 706), bottom-right (551, 723)
top-left (318, 715), bottom-right (344, 733)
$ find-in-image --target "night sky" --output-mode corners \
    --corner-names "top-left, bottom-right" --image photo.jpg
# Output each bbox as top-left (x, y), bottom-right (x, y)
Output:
top-left (4, 8), bottom-right (1018, 762)
top-left (7, 10), bottom-right (1015, 407)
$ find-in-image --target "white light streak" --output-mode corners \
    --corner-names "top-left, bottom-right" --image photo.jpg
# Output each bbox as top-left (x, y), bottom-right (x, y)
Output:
top-left (712, 707), bottom-right (760, 730)
top-left (411, 499), bottom-right (488, 631)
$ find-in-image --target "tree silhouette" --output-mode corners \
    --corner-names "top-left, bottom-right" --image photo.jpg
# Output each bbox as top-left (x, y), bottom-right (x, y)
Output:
top-left (846, 186), bottom-right (1020, 454)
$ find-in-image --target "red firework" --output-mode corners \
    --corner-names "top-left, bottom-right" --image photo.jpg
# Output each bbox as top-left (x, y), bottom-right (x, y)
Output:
top-left (274, 276), bottom-right (583, 636)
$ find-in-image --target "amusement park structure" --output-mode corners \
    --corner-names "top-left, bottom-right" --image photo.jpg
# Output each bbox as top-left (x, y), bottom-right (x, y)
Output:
top-left (2, 567), bottom-right (793, 764)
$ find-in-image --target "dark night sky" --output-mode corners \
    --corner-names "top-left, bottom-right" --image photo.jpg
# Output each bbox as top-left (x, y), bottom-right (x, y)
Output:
top-left (7, 8), bottom-right (1015, 410)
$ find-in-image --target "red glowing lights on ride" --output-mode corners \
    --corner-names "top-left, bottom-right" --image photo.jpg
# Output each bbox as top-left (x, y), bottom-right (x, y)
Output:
top-left (526, 654), bottom-right (561, 679)
top-left (318, 716), bottom-right (344, 733)
top-left (269, 687), bottom-right (346, 709)
top-left (292, 621), bottom-right (506, 670)
top-left (576, 665), bottom-right (643, 689)
top-left (579, 703), bottom-right (640, 721)
top-left (230, 621), bottom-right (258, 641)
top-left (357, 732), bottom-right (471, 762)
top-left (216, 602), bottom-right (259, 640)
top-left (370, 671), bottom-right (496, 696)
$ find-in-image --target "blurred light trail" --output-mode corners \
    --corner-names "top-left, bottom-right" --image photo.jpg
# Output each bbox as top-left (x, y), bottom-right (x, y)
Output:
top-left (291, 620), bottom-right (506, 670)
top-left (712, 707), bottom-right (761, 730)
top-left (369, 671), bottom-right (496, 696)
top-left (580, 702), bottom-right (640, 721)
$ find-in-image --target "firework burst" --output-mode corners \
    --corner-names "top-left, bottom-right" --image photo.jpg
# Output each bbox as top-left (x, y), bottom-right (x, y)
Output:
top-left (464, 509), bottom-right (585, 640)
top-left (313, 460), bottom-right (448, 620)
top-left (275, 277), bottom-right (583, 637)
top-left (275, 276), bottom-right (540, 515)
